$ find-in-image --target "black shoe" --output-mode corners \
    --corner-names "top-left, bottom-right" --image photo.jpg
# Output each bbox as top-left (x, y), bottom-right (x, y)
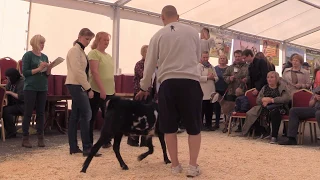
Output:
top-left (83, 151), bottom-right (102, 157)
top-left (204, 126), bottom-right (215, 131)
top-left (212, 126), bottom-right (220, 130)
top-left (102, 143), bottom-right (112, 149)
top-left (70, 148), bottom-right (83, 155)
top-left (6, 133), bottom-right (17, 139)
top-left (222, 128), bottom-right (228, 133)
top-left (279, 138), bottom-right (297, 145)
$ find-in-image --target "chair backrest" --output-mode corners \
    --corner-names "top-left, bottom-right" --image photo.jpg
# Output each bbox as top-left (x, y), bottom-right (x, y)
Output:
top-left (245, 88), bottom-right (257, 108)
top-left (0, 57), bottom-right (18, 84)
top-left (18, 60), bottom-right (23, 74)
top-left (121, 75), bottom-right (134, 94)
top-left (0, 87), bottom-right (6, 118)
top-left (292, 89), bottom-right (313, 107)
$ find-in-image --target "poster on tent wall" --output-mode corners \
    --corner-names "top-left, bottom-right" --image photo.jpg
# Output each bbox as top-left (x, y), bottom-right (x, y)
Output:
top-left (285, 46), bottom-right (304, 63)
top-left (233, 35), bottom-right (260, 61)
top-left (306, 49), bottom-right (320, 76)
top-left (208, 31), bottom-right (232, 58)
top-left (262, 40), bottom-right (280, 66)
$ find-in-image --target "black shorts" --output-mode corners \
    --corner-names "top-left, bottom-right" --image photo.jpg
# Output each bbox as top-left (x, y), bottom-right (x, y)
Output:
top-left (158, 79), bottom-right (203, 135)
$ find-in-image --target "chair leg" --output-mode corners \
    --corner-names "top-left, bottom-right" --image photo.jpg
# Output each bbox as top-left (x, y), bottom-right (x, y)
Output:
top-left (302, 122), bottom-right (306, 145)
top-left (1, 120), bottom-right (5, 142)
top-left (314, 123), bottom-right (317, 143)
top-left (227, 117), bottom-right (232, 136)
top-left (297, 123), bottom-right (302, 144)
top-left (239, 118), bottom-right (243, 129)
top-left (309, 123), bottom-right (313, 143)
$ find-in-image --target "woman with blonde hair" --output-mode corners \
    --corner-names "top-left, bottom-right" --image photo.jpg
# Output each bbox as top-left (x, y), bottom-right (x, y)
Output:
top-left (242, 71), bottom-right (290, 143)
top-left (65, 28), bottom-right (96, 156)
top-left (21, 34), bottom-right (51, 148)
top-left (88, 31), bottom-right (115, 149)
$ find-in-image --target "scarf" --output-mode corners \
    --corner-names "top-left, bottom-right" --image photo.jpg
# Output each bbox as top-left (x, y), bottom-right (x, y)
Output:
top-left (201, 61), bottom-right (212, 68)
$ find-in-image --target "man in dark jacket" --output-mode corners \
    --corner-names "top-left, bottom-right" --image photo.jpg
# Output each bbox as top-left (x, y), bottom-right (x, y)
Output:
top-left (242, 49), bottom-right (269, 96)
top-left (3, 68), bottom-right (24, 138)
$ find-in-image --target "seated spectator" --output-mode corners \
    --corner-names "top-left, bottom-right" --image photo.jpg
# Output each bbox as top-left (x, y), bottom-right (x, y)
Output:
top-left (198, 51), bottom-right (218, 131)
top-left (3, 68), bottom-right (24, 138)
top-left (232, 87), bottom-right (250, 132)
top-left (279, 86), bottom-right (320, 145)
top-left (313, 67), bottom-right (320, 89)
top-left (282, 54), bottom-right (311, 96)
top-left (242, 71), bottom-right (290, 143)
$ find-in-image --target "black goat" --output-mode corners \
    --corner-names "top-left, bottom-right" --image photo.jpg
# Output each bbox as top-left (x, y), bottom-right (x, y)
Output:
top-left (81, 96), bottom-right (171, 173)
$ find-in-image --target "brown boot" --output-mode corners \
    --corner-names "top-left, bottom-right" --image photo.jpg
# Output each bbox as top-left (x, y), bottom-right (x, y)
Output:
top-left (22, 136), bottom-right (32, 148)
top-left (38, 134), bottom-right (45, 147)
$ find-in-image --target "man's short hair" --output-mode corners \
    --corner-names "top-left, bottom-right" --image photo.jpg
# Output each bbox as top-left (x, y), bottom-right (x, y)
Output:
top-left (202, 51), bottom-right (209, 55)
top-left (242, 49), bottom-right (254, 57)
top-left (233, 50), bottom-right (242, 56)
top-left (161, 5), bottom-right (178, 18)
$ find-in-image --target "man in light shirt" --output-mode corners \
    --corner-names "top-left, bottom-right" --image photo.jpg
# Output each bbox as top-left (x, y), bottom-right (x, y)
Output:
top-left (200, 27), bottom-right (215, 53)
top-left (135, 5), bottom-right (202, 178)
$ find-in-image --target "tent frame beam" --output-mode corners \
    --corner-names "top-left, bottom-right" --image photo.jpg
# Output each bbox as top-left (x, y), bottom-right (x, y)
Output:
top-left (77, 0), bottom-right (320, 52)
top-left (115, 0), bottom-right (131, 6)
top-left (220, 0), bottom-right (287, 29)
top-left (285, 26), bottom-right (320, 43)
top-left (298, 0), bottom-right (320, 9)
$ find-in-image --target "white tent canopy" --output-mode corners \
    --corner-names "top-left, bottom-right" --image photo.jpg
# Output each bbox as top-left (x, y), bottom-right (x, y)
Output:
top-left (1, 0), bottom-right (320, 75)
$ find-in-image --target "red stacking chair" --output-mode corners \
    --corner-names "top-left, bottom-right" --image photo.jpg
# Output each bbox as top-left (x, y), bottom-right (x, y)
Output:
top-left (0, 57), bottom-right (18, 84)
top-left (289, 89), bottom-right (315, 144)
top-left (121, 75), bottom-right (134, 94)
top-left (228, 88), bottom-right (257, 136)
top-left (0, 86), bottom-right (6, 141)
top-left (114, 75), bottom-right (122, 93)
top-left (18, 60), bottom-right (23, 74)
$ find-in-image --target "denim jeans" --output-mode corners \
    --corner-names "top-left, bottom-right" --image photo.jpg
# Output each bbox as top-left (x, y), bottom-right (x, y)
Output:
top-left (67, 85), bottom-right (92, 151)
top-left (22, 90), bottom-right (47, 136)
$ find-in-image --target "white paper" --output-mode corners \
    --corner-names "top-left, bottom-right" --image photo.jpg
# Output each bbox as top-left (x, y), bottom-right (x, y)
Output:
top-left (40, 57), bottom-right (64, 72)
top-left (49, 57), bottom-right (64, 68)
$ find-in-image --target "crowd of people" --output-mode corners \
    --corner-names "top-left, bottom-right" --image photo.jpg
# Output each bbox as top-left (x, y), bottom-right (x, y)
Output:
top-left (2, 4), bottom-right (320, 179)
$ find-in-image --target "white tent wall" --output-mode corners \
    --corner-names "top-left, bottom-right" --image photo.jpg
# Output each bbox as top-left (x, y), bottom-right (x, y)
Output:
top-left (3, 0), bottom-right (320, 75)
top-left (27, 0), bottom-right (114, 75)
top-left (118, 8), bottom-right (204, 74)
top-left (0, 0), bottom-right (29, 61)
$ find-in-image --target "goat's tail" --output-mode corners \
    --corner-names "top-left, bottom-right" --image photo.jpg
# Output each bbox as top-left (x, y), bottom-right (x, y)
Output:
top-left (80, 136), bottom-right (106, 173)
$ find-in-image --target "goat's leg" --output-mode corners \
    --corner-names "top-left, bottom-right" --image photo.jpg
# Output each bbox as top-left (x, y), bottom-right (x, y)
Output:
top-left (158, 132), bottom-right (171, 164)
top-left (137, 136), bottom-right (154, 161)
top-left (113, 132), bottom-right (128, 170)
top-left (81, 133), bottom-right (109, 173)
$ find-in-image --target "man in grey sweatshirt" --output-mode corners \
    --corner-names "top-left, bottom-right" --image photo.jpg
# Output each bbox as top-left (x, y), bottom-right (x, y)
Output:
top-left (135, 5), bottom-right (202, 178)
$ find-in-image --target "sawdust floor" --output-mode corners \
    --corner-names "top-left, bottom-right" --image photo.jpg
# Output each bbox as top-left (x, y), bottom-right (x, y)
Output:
top-left (0, 130), bottom-right (320, 180)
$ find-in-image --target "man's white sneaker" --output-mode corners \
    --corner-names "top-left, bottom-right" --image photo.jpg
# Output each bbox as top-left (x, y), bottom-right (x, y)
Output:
top-left (171, 164), bottom-right (183, 174)
top-left (186, 165), bottom-right (201, 177)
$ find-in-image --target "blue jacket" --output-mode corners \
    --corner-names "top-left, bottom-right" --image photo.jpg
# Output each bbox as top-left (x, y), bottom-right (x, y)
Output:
top-left (235, 95), bottom-right (250, 113)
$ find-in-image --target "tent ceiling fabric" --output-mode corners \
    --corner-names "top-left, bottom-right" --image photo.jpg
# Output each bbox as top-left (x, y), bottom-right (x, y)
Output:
top-left (89, 0), bottom-right (320, 50)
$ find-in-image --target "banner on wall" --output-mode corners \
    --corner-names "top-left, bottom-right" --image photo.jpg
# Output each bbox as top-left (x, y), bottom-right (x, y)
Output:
top-left (262, 40), bottom-right (280, 66)
top-left (233, 35), bottom-right (260, 61)
top-left (208, 31), bottom-right (232, 58)
top-left (285, 46), bottom-right (304, 63)
top-left (306, 49), bottom-right (320, 76)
